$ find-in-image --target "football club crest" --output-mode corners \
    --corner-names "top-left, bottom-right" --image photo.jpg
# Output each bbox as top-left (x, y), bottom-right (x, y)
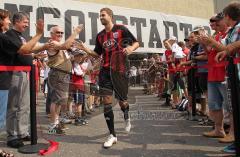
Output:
top-left (113, 32), bottom-right (119, 38)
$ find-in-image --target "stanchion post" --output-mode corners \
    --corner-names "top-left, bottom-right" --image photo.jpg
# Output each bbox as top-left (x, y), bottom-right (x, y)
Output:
top-left (30, 64), bottom-right (37, 144)
top-left (227, 56), bottom-right (240, 156)
top-left (18, 65), bottom-right (48, 154)
top-left (190, 67), bottom-right (197, 120)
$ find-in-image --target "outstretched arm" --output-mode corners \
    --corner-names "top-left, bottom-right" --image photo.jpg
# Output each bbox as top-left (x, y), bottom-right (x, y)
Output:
top-left (198, 35), bottom-right (226, 52)
top-left (75, 41), bottom-right (99, 57)
top-left (31, 42), bottom-right (54, 53)
top-left (18, 19), bottom-right (44, 54)
top-left (54, 25), bottom-right (84, 50)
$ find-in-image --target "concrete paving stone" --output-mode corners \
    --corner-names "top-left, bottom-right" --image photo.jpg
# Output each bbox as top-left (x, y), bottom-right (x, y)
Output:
top-left (0, 88), bottom-right (235, 157)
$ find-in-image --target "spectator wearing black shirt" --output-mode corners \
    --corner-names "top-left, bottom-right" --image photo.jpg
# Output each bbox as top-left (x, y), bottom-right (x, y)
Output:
top-left (76, 8), bottom-right (139, 148)
top-left (4, 12), bottom-right (45, 148)
top-left (0, 10), bottom-right (44, 151)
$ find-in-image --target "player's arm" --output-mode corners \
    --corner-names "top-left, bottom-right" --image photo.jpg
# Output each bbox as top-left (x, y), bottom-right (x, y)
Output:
top-left (122, 26), bottom-right (140, 55)
top-left (75, 41), bottom-right (99, 57)
top-left (124, 41), bottom-right (139, 55)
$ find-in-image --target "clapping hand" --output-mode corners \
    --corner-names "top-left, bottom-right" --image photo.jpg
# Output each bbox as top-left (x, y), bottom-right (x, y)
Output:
top-left (215, 50), bottom-right (227, 62)
top-left (36, 19), bottom-right (44, 35)
top-left (73, 24), bottom-right (84, 34)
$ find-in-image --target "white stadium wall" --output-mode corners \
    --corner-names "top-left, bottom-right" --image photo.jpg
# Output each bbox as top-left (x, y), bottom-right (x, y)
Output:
top-left (0, 0), bottom-right (212, 53)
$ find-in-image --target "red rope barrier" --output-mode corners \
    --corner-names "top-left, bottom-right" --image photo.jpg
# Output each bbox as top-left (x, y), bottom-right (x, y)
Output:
top-left (0, 65), bottom-right (31, 71)
top-left (168, 57), bottom-right (240, 72)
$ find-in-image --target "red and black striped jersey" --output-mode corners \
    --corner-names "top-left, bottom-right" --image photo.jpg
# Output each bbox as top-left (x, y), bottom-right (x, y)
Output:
top-left (94, 24), bottom-right (137, 73)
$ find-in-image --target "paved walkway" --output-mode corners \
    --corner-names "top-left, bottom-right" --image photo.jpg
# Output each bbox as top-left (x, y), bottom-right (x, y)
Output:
top-left (0, 87), bottom-right (234, 157)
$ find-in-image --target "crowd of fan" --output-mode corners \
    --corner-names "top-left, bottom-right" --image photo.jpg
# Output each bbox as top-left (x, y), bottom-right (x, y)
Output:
top-left (1, 1), bottom-right (240, 156)
top-left (134, 2), bottom-right (240, 154)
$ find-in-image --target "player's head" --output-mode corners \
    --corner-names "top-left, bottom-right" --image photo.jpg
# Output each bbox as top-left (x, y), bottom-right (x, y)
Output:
top-left (100, 8), bottom-right (113, 26)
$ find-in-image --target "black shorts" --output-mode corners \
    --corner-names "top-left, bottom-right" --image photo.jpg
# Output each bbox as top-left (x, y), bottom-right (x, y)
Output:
top-left (198, 73), bottom-right (208, 92)
top-left (90, 83), bottom-right (99, 95)
top-left (187, 70), bottom-right (207, 96)
top-left (173, 72), bottom-right (185, 91)
top-left (98, 68), bottom-right (129, 101)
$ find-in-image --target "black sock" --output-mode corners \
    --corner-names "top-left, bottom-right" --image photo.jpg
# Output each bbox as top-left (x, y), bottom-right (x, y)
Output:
top-left (166, 95), bottom-right (170, 105)
top-left (121, 105), bottom-right (129, 120)
top-left (82, 103), bottom-right (85, 117)
top-left (104, 104), bottom-right (116, 137)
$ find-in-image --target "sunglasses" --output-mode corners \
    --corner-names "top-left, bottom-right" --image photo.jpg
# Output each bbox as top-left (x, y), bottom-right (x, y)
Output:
top-left (209, 19), bottom-right (216, 23)
top-left (55, 31), bottom-right (64, 34)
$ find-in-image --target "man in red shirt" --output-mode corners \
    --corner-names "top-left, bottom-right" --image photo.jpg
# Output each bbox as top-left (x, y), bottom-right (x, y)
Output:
top-left (198, 12), bottom-right (229, 139)
top-left (178, 41), bottom-right (190, 61)
top-left (162, 39), bottom-right (174, 106)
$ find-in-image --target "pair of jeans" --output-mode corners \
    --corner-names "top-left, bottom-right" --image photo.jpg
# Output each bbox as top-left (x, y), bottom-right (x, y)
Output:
top-left (0, 90), bottom-right (8, 131)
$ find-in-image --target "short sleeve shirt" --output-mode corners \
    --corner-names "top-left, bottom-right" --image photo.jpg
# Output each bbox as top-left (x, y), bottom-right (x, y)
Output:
top-left (5, 29), bottom-right (33, 66)
top-left (94, 24), bottom-right (137, 73)
top-left (0, 32), bottom-right (22, 89)
top-left (222, 22), bottom-right (240, 79)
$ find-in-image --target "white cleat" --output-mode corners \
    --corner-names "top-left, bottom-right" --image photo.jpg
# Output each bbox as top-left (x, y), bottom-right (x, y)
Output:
top-left (125, 119), bottom-right (131, 132)
top-left (103, 134), bottom-right (117, 148)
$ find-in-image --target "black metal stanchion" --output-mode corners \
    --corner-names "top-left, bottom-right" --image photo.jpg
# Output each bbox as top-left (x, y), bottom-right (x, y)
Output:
top-left (18, 65), bottom-right (48, 154)
top-left (227, 56), bottom-right (240, 156)
top-left (190, 67), bottom-right (197, 121)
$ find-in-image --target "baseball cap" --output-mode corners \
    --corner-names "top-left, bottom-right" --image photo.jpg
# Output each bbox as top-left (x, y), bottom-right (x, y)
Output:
top-left (209, 14), bottom-right (217, 22)
top-left (214, 12), bottom-right (224, 21)
top-left (192, 25), bottom-right (205, 32)
top-left (169, 36), bottom-right (177, 41)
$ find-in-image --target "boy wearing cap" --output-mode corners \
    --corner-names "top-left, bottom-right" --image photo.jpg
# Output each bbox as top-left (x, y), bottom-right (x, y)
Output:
top-left (164, 37), bottom-right (188, 108)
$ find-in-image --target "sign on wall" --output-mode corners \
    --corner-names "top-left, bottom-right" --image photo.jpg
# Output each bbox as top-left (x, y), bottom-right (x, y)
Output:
top-left (0, 0), bottom-right (211, 53)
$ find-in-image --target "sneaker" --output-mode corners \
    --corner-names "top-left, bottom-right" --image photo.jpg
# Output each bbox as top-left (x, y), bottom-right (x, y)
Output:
top-left (67, 112), bottom-right (77, 119)
top-left (89, 108), bottom-right (95, 112)
top-left (21, 135), bottom-right (31, 141)
top-left (48, 124), bottom-right (65, 135)
top-left (125, 119), bottom-right (131, 132)
top-left (59, 122), bottom-right (69, 130)
top-left (82, 118), bottom-right (89, 125)
top-left (223, 143), bottom-right (236, 153)
top-left (7, 139), bottom-right (24, 148)
top-left (0, 149), bottom-right (14, 157)
top-left (85, 111), bottom-right (92, 115)
top-left (203, 130), bottom-right (226, 138)
top-left (75, 118), bottom-right (88, 126)
top-left (219, 134), bottom-right (234, 143)
top-left (103, 134), bottom-right (117, 148)
top-left (60, 117), bottom-right (72, 124)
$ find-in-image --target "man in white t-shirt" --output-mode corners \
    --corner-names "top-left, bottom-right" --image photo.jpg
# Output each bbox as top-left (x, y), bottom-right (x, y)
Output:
top-left (130, 65), bottom-right (137, 87)
top-left (164, 36), bottom-right (188, 108)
